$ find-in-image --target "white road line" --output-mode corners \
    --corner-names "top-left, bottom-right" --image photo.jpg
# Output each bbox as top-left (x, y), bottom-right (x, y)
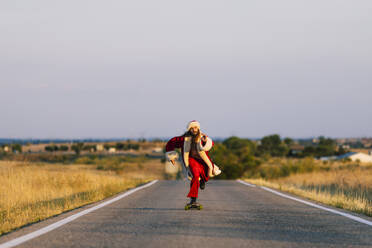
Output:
top-left (0, 180), bottom-right (158, 248)
top-left (236, 179), bottom-right (256, 187)
top-left (237, 180), bottom-right (372, 227)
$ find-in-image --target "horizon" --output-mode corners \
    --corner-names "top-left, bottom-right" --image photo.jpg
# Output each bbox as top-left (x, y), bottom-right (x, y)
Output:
top-left (1, 135), bottom-right (372, 142)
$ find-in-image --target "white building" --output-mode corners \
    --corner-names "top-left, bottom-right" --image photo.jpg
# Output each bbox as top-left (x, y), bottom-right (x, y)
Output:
top-left (96, 144), bottom-right (104, 152)
top-left (108, 147), bottom-right (116, 153)
top-left (337, 152), bottom-right (372, 163)
top-left (152, 147), bottom-right (163, 153)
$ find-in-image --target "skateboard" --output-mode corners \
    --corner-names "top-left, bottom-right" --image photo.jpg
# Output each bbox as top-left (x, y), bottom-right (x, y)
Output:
top-left (184, 203), bottom-right (203, 210)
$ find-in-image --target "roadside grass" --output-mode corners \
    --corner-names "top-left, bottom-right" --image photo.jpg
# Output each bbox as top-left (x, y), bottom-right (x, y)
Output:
top-left (0, 159), bottom-right (165, 235)
top-left (244, 163), bottom-right (372, 217)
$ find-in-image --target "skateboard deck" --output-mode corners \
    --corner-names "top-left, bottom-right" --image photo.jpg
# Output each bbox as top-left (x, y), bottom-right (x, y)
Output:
top-left (184, 203), bottom-right (203, 210)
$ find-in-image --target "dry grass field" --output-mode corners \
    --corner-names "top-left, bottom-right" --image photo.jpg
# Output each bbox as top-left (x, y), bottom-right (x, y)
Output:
top-left (0, 159), bottom-right (165, 235)
top-left (245, 161), bottom-right (372, 216)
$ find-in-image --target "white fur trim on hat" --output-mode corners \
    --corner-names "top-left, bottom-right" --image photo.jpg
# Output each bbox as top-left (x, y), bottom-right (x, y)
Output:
top-left (186, 120), bottom-right (200, 131)
top-left (198, 136), bottom-right (213, 152)
top-left (165, 151), bottom-right (179, 161)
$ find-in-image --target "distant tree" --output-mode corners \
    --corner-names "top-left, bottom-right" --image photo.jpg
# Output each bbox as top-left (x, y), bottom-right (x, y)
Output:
top-left (115, 143), bottom-right (125, 150)
top-left (301, 137), bottom-right (337, 158)
top-left (318, 136), bottom-right (335, 147)
top-left (59, 145), bottom-right (69, 151)
top-left (83, 145), bottom-right (96, 152)
top-left (336, 146), bottom-right (348, 156)
top-left (11, 144), bottom-right (22, 153)
top-left (104, 144), bottom-right (112, 151)
top-left (71, 142), bottom-right (84, 155)
top-left (129, 143), bottom-right (140, 150)
top-left (353, 141), bottom-right (365, 148)
top-left (222, 136), bottom-right (256, 157)
top-left (284, 137), bottom-right (294, 146)
top-left (45, 146), bottom-right (52, 152)
top-left (315, 136), bottom-right (336, 157)
top-left (257, 134), bottom-right (288, 157)
top-left (302, 146), bottom-right (316, 157)
top-left (45, 145), bottom-right (59, 152)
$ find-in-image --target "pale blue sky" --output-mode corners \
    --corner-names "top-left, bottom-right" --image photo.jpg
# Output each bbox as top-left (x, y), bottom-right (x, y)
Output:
top-left (1, 0), bottom-right (371, 139)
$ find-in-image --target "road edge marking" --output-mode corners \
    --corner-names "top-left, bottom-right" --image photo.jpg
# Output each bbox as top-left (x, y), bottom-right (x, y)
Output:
top-left (0, 180), bottom-right (159, 248)
top-left (236, 179), bottom-right (256, 187)
top-left (236, 180), bottom-right (372, 226)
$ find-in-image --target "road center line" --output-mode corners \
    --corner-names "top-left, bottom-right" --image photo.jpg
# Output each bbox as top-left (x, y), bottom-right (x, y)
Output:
top-left (237, 180), bottom-right (372, 226)
top-left (0, 180), bottom-right (158, 248)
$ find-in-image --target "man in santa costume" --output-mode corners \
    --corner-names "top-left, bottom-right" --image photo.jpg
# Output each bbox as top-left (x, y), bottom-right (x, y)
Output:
top-left (165, 120), bottom-right (221, 207)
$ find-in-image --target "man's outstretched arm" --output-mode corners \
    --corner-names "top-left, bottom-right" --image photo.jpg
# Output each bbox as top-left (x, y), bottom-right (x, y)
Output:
top-left (165, 136), bottom-right (184, 165)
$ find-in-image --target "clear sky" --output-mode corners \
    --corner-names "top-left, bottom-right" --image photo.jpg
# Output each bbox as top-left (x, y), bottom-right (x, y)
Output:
top-left (1, 0), bottom-right (371, 139)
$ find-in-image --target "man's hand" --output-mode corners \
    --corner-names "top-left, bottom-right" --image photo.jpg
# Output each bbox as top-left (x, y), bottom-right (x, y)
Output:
top-left (186, 167), bottom-right (193, 178)
top-left (188, 171), bottom-right (193, 178)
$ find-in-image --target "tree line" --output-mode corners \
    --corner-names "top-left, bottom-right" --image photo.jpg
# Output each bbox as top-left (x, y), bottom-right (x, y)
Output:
top-left (46, 142), bottom-right (140, 155)
top-left (210, 135), bottom-right (347, 179)
top-left (1, 142), bottom-right (141, 156)
top-left (0, 144), bottom-right (22, 153)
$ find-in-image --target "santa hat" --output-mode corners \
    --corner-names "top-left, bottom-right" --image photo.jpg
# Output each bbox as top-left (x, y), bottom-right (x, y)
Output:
top-left (186, 120), bottom-right (200, 131)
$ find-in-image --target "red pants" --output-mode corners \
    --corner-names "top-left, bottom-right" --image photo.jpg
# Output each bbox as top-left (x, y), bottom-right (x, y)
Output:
top-left (187, 157), bottom-right (209, 198)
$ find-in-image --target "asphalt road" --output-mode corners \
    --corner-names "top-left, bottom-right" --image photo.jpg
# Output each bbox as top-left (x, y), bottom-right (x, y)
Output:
top-left (1, 180), bottom-right (371, 248)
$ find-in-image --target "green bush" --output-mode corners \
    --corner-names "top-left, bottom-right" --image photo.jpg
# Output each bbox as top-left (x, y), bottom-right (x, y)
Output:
top-left (59, 145), bottom-right (69, 151)
top-left (210, 137), bottom-right (259, 179)
top-left (45, 145), bottom-right (59, 152)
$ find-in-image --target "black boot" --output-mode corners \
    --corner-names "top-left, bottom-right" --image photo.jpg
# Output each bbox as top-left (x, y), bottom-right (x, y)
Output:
top-left (200, 179), bottom-right (205, 190)
top-left (185, 197), bottom-right (202, 210)
top-left (189, 197), bottom-right (197, 205)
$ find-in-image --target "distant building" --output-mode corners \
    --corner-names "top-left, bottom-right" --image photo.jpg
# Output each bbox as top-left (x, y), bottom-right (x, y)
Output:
top-left (341, 144), bottom-right (350, 150)
top-left (288, 144), bottom-right (304, 156)
top-left (319, 156), bottom-right (338, 161)
top-left (337, 152), bottom-right (372, 163)
top-left (108, 147), bottom-right (116, 153)
top-left (3, 146), bottom-right (10, 152)
top-left (364, 143), bottom-right (372, 148)
top-left (152, 147), bottom-right (163, 153)
top-left (96, 144), bottom-right (104, 152)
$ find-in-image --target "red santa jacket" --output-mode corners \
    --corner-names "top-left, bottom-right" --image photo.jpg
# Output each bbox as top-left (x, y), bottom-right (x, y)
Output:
top-left (165, 134), bottom-right (221, 177)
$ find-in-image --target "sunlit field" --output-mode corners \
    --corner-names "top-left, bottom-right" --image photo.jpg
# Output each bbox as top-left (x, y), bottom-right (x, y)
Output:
top-left (0, 159), bottom-right (165, 235)
top-left (245, 161), bottom-right (372, 216)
